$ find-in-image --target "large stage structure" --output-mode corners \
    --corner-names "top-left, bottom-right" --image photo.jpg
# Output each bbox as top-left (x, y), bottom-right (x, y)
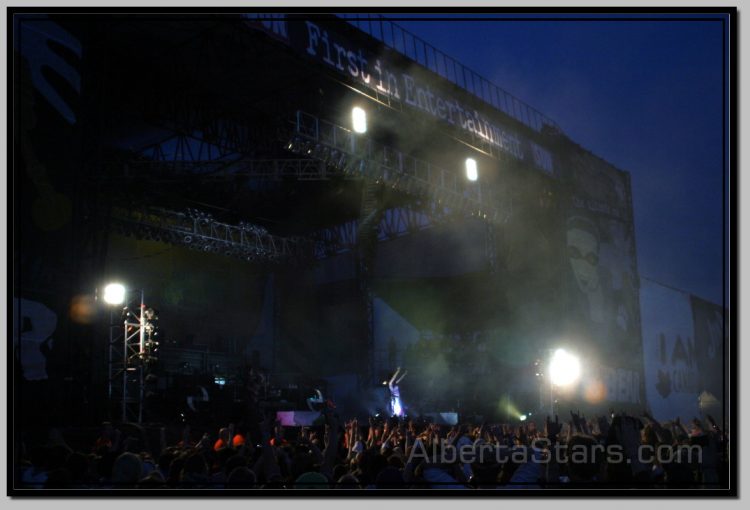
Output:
top-left (14, 13), bottom-right (645, 424)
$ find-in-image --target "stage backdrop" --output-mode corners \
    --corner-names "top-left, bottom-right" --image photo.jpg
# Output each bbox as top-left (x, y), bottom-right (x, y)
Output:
top-left (558, 144), bottom-right (644, 410)
top-left (640, 278), bottom-right (727, 424)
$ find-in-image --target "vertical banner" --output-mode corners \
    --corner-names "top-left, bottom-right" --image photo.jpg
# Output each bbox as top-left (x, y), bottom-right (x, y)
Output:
top-left (690, 296), bottom-right (726, 427)
top-left (640, 279), bottom-right (700, 422)
top-left (562, 149), bottom-right (643, 408)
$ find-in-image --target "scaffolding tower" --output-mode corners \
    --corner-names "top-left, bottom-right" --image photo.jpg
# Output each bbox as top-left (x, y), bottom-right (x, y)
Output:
top-left (107, 290), bottom-right (157, 423)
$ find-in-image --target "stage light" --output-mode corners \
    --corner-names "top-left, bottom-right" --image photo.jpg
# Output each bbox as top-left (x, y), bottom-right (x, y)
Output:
top-left (465, 158), bottom-right (478, 181)
top-left (393, 398), bottom-right (402, 417)
top-left (103, 283), bottom-right (126, 305)
top-left (549, 348), bottom-right (581, 387)
top-left (352, 106), bottom-right (367, 133)
top-left (519, 414), bottom-right (527, 421)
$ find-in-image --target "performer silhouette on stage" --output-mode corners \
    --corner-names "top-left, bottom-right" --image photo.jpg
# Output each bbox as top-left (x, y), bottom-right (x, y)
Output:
top-left (387, 367), bottom-right (407, 418)
top-left (306, 389), bottom-right (326, 412)
top-left (306, 389), bottom-right (336, 426)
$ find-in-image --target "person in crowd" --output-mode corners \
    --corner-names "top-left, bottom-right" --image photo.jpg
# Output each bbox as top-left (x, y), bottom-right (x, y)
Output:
top-left (387, 367), bottom-right (408, 418)
top-left (111, 452), bottom-right (143, 488)
top-left (16, 408), bottom-right (728, 490)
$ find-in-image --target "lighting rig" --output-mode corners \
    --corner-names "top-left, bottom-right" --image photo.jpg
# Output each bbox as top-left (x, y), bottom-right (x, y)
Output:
top-left (110, 206), bottom-right (314, 264)
top-left (102, 283), bottom-right (160, 423)
top-left (286, 110), bottom-right (502, 223)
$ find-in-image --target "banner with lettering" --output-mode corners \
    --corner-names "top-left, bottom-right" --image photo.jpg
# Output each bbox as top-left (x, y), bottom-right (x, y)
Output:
top-left (640, 279), bottom-right (700, 422)
top-left (558, 147), bottom-right (642, 409)
top-left (690, 295), bottom-right (726, 426)
top-left (244, 14), bottom-right (555, 174)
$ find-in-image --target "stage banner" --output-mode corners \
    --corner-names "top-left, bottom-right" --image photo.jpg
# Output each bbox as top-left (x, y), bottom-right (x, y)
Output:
top-left (560, 148), bottom-right (643, 408)
top-left (690, 295), bottom-right (726, 426)
top-left (244, 14), bottom-right (555, 173)
top-left (640, 279), bottom-right (700, 422)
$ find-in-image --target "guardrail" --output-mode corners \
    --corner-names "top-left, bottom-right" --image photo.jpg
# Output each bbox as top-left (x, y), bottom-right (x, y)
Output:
top-left (338, 13), bottom-right (560, 134)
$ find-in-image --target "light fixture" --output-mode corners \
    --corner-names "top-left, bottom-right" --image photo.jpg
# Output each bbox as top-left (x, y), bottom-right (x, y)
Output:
top-left (519, 414), bottom-right (527, 421)
top-left (103, 283), bottom-right (126, 305)
top-left (465, 158), bottom-right (478, 181)
top-left (352, 106), bottom-right (367, 133)
top-left (549, 348), bottom-right (581, 387)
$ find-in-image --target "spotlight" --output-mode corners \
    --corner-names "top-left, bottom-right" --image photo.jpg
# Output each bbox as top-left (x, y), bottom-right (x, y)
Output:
top-left (519, 414), bottom-right (527, 421)
top-left (352, 106), bottom-right (367, 133)
top-left (549, 348), bottom-right (581, 387)
top-left (465, 158), bottom-right (478, 181)
top-left (103, 283), bottom-right (126, 305)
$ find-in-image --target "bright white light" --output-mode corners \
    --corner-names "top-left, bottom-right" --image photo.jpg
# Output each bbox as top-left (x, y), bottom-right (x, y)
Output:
top-left (465, 158), bottom-right (478, 181)
top-left (519, 414), bottom-right (527, 421)
top-left (352, 107), bottom-right (367, 133)
top-left (393, 397), bottom-right (402, 417)
top-left (103, 283), bottom-right (126, 305)
top-left (549, 348), bottom-right (581, 387)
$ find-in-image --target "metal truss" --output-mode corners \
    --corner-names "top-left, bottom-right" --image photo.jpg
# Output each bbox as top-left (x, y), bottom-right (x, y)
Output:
top-left (110, 205), bottom-right (313, 263)
top-left (312, 205), bottom-right (436, 259)
top-left (106, 155), bottom-right (360, 183)
top-left (288, 111), bottom-right (505, 223)
top-left (108, 291), bottom-right (148, 423)
top-left (485, 221), bottom-right (498, 275)
top-left (355, 179), bottom-right (382, 385)
top-left (339, 14), bottom-right (560, 135)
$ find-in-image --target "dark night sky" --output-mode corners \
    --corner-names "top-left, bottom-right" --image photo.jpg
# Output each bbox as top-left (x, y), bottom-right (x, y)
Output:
top-left (386, 14), bottom-right (727, 305)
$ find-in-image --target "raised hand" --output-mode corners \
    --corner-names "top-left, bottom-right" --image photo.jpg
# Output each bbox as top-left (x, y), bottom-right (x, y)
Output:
top-left (706, 414), bottom-right (724, 437)
top-left (545, 415), bottom-right (562, 442)
top-left (580, 419), bottom-right (590, 436)
top-left (447, 428), bottom-right (458, 443)
top-left (570, 410), bottom-right (584, 433)
top-left (196, 432), bottom-right (212, 451)
top-left (706, 414), bottom-right (718, 429)
top-left (674, 416), bottom-right (689, 436)
top-left (596, 415), bottom-right (610, 437)
top-left (692, 417), bottom-right (704, 431)
top-left (612, 416), bottom-right (649, 475)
